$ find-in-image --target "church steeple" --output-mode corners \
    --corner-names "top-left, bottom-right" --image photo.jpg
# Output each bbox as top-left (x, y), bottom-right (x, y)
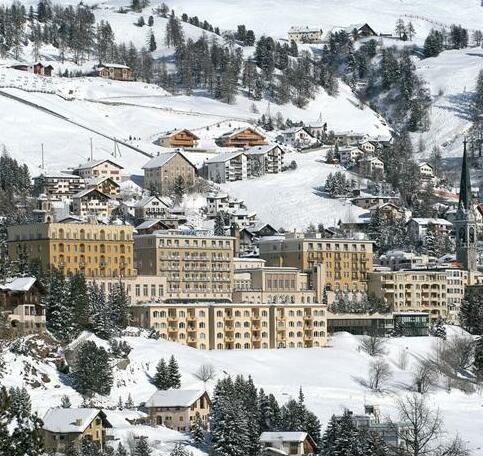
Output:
top-left (458, 138), bottom-right (472, 214)
top-left (455, 138), bottom-right (478, 272)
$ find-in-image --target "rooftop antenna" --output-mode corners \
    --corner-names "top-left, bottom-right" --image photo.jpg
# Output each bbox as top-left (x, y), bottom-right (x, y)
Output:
top-left (90, 137), bottom-right (93, 161)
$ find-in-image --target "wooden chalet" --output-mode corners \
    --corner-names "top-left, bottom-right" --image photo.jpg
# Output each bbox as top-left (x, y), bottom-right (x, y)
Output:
top-left (217, 127), bottom-right (267, 147)
top-left (10, 62), bottom-right (54, 76)
top-left (158, 129), bottom-right (200, 148)
top-left (96, 63), bottom-right (134, 81)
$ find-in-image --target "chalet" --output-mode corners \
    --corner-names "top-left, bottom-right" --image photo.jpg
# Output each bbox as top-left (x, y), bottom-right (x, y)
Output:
top-left (11, 62), bottom-right (53, 76)
top-left (72, 188), bottom-right (112, 218)
top-left (369, 202), bottom-right (406, 221)
top-left (142, 151), bottom-right (197, 195)
top-left (72, 159), bottom-right (124, 184)
top-left (339, 146), bottom-right (364, 166)
top-left (42, 408), bottom-right (112, 453)
top-left (205, 151), bottom-right (248, 183)
top-left (227, 208), bottom-right (257, 228)
top-left (419, 162), bottom-right (435, 180)
top-left (0, 277), bottom-right (46, 334)
top-left (333, 131), bottom-right (366, 145)
top-left (358, 139), bottom-right (377, 154)
top-left (206, 193), bottom-right (247, 218)
top-left (288, 26), bottom-right (323, 43)
top-left (85, 176), bottom-right (120, 198)
top-left (134, 195), bottom-right (171, 220)
top-left (135, 219), bottom-right (171, 234)
top-left (144, 390), bottom-right (211, 432)
top-left (216, 127), bottom-right (266, 148)
top-left (260, 432), bottom-right (317, 456)
top-left (407, 218), bottom-right (453, 242)
top-left (359, 156), bottom-right (384, 177)
top-left (245, 144), bottom-right (285, 175)
top-left (158, 129), bottom-right (199, 148)
top-left (96, 63), bottom-right (134, 81)
top-left (351, 195), bottom-right (400, 210)
top-left (278, 127), bottom-right (315, 149)
top-left (240, 223), bottom-right (278, 253)
top-left (33, 172), bottom-right (85, 198)
top-left (347, 23), bottom-right (378, 39)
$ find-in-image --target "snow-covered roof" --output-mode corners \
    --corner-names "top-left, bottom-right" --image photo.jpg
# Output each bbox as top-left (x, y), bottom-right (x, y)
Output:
top-left (35, 171), bottom-right (81, 179)
top-left (0, 277), bottom-right (37, 292)
top-left (145, 390), bottom-right (207, 408)
top-left (260, 432), bottom-right (308, 443)
top-left (74, 159), bottom-right (123, 171)
top-left (219, 126), bottom-right (264, 139)
top-left (410, 218), bottom-right (452, 226)
top-left (289, 26), bottom-right (322, 33)
top-left (135, 219), bottom-right (168, 230)
top-left (98, 63), bottom-right (130, 69)
top-left (42, 408), bottom-right (107, 434)
top-left (160, 129), bottom-right (200, 140)
top-left (206, 192), bottom-right (229, 200)
top-left (86, 176), bottom-right (119, 187)
top-left (205, 151), bottom-right (245, 164)
top-left (142, 151), bottom-right (194, 170)
top-left (245, 144), bottom-right (281, 156)
top-left (134, 195), bottom-right (170, 208)
top-left (72, 187), bottom-right (110, 199)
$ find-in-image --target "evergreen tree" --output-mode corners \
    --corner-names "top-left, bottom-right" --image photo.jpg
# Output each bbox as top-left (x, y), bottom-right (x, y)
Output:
top-left (148, 30), bottom-right (157, 51)
top-left (430, 317), bottom-right (447, 340)
top-left (108, 282), bottom-right (130, 332)
top-left (68, 272), bottom-right (90, 337)
top-left (169, 444), bottom-right (191, 456)
top-left (71, 341), bottom-right (113, 398)
top-left (424, 29), bottom-right (444, 58)
top-left (44, 270), bottom-right (74, 342)
top-left (134, 436), bottom-right (152, 456)
top-left (152, 358), bottom-right (170, 390)
top-left (190, 411), bottom-right (205, 447)
top-left (88, 282), bottom-right (113, 339)
top-left (168, 355), bottom-right (181, 389)
top-left (115, 442), bottom-right (128, 456)
top-left (214, 212), bottom-right (226, 236)
top-left (125, 393), bottom-right (134, 409)
top-left (459, 286), bottom-right (483, 334)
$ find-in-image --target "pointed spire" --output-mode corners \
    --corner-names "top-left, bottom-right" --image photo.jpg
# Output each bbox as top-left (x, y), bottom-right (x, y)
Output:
top-left (458, 138), bottom-right (472, 213)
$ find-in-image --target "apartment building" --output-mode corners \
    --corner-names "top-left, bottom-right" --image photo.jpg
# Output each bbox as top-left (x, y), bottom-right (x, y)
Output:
top-left (142, 151), bottom-right (196, 195)
top-left (245, 144), bottom-right (285, 175)
top-left (72, 188), bottom-right (112, 218)
top-left (259, 234), bottom-right (373, 292)
top-left (205, 151), bottom-right (248, 183)
top-left (33, 172), bottom-right (85, 198)
top-left (134, 231), bottom-right (235, 301)
top-left (7, 222), bottom-right (135, 278)
top-left (72, 159), bottom-right (124, 184)
top-left (367, 270), bottom-right (449, 321)
top-left (131, 301), bottom-right (327, 350)
top-left (288, 25), bottom-right (323, 43)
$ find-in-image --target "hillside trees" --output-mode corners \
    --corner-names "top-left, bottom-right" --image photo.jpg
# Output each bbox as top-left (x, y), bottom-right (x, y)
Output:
top-left (71, 341), bottom-right (113, 398)
top-left (424, 29), bottom-right (445, 57)
top-left (152, 355), bottom-right (181, 390)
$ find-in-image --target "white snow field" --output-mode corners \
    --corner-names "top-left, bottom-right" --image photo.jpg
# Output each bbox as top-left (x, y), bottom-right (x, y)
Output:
top-left (2, 329), bottom-right (483, 454)
top-left (221, 150), bottom-right (369, 230)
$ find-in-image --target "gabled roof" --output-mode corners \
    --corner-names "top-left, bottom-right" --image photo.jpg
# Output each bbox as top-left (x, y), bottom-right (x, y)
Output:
top-left (98, 63), bottom-right (130, 69)
top-left (245, 144), bottom-right (283, 156)
top-left (410, 218), bottom-right (452, 226)
top-left (134, 195), bottom-right (170, 209)
top-left (42, 408), bottom-right (110, 434)
top-left (142, 151), bottom-right (196, 170)
top-left (145, 389), bottom-right (208, 408)
top-left (72, 188), bottom-right (110, 200)
top-left (419, 162), bottom-right (433, 169)
top-left (205, 151), bottom-right (246, 164)
top-left (161, 129), bottom-right (200, 140)
top-left (135, 219), bottom-right (170, 230)
top-left (0, 277), bottom-right (37, 292)
top-left (219, 127), bottom-right (265, 139)
top-left (74, 159), bottom-right (123, 171)
top-left (34, 171), bottom-right (82, 179)
top-left (260, 432), bottom-right (308, 443)
top-left (86, 176), bottom-right (120, 187)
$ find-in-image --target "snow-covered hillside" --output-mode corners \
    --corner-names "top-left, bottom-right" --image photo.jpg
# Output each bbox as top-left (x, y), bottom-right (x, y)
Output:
top-left (221, 150), bottom-right (369, 231)
top-left (2, 330), bottom-right (482, 454)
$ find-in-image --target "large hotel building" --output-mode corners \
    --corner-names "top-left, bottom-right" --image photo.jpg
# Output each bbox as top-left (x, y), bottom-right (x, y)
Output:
top-left (258, 233), bottom-right (374, 292)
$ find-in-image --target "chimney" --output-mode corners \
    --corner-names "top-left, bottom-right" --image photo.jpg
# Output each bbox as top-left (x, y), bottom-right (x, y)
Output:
top-left (231, 223), bottom-right (240, 257)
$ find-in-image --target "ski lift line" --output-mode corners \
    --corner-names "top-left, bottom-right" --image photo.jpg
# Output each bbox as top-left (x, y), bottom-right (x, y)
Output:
top-left (0, 89), bottom-right (153, 159)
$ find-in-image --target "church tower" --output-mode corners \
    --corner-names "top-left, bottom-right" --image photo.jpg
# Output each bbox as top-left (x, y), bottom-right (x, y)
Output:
top-left (455, 140), bottom-right (478, 271)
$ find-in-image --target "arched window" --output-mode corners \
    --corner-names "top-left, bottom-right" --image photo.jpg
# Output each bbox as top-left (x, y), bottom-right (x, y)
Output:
top-left (216, 311), bottom-right (223, 317)
top-left (179, 322), bottom-right (185, 329)
top-left (244, 332), bottom-right (250, 338)
top-left (217, 333), bottom-right (223, 339)
top-left (235, 322), bottom-right (241, 328)
top-left (244, 343), bottom-right (250, 349)
top-left (244, 310), bottom-right (250, 317)
top-left (217, 343), bottom-right (224, 349)
top-left (235, 343), bottom-right (242, 349)
top-left (199, 322), bottom-right (206, 329)
top-left (289, 342), bottom-right (295, 348)
top-left (153, 311), bottom-right (159, 318)
top-left (200, 344), bottom-right (206, 350)
top-left (261, 310), bottom-right (268, 317)
top-left (235, 332), bottom-right (241, 339)
top-left (262, 332), bottom-right (268, 338)
top-left (235, 310), bottom-right (241, 317)
top-left (297, 331), bottom-right (303, 337)
top-left (160, 311), bottom-right (166, 318)
top-left (217, 322), bottom-right (223, 328)
top-left (199, 311), bottom-right (206, 318)
top-left (297, 342), bottom-right (303, 348)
